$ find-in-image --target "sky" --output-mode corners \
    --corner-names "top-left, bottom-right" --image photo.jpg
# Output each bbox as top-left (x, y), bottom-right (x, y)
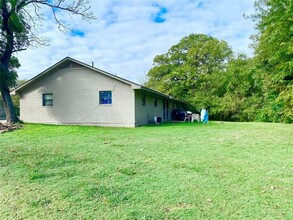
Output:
top-left (16, 0), bottom-right (256, 83)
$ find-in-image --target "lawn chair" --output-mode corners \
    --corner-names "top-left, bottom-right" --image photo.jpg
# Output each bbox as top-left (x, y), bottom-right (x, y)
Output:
top-left (191, 113), bottom-right (200, 122)
top-left (184, 111), bottom-right (192, 122)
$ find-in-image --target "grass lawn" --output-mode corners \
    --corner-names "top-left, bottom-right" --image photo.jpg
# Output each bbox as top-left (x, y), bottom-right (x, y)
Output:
top-left (0, 122), bottom-right (292, 219)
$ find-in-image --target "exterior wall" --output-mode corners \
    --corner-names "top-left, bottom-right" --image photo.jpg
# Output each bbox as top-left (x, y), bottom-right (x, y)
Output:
top-left (134, 90), bottom-right (183, 126)
top-left (19, 66), bottom-right (135, 127)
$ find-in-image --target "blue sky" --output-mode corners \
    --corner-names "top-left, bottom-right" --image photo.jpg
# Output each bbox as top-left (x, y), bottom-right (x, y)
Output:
top-left (17, 0), bottom-right (256, 83)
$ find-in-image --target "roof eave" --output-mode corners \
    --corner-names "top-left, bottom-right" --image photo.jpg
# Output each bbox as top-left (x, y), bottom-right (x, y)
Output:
top-left (14, 56), bottom-right (72, 93)
top-left (135, 86), bottom-right (187, 104)
top-left (14, 56), bottom-right (141, 93)
top-left (12, 56), bottom-right (187, 105)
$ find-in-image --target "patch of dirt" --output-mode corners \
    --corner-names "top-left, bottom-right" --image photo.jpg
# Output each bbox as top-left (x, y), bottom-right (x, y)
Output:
top-left (0, 122), bottom-right (20, 134)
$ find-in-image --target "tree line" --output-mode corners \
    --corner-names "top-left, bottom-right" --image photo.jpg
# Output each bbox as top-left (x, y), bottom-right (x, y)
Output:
top-left (146, 0), bottom-right (292, 123)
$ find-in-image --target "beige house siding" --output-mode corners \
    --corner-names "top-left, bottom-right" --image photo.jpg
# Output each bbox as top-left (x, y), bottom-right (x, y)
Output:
top-left (134, 90), bottom-right (182, 126)
top-left (15, 57), bottom-right (188, 127)
top-left (19, 65), bottom-right (135, 127)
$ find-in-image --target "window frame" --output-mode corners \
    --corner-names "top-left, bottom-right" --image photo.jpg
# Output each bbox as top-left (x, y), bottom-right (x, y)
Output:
top-left (99, 90), bottom-right (112, 105)
top-left (42, 93), bottom-right (53, 107)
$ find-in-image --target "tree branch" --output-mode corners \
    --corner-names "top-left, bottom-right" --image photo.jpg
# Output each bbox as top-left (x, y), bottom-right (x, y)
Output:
top-left (14, 0), bottom-right (95, 32)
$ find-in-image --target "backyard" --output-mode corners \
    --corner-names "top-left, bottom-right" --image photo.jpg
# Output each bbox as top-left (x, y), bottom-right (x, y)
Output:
top-left (0, 122), bottom-right (292, 219)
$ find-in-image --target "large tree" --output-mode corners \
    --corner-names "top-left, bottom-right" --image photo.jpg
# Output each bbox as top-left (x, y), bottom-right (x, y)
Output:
top-left (146, 34), bottom-right (233, 111)
top-left (0, 0), bottom-right (94, 124)
top-left (251, 0), bottom-right (293, 122)
top-left (216, 54), bottom-right (264, 121)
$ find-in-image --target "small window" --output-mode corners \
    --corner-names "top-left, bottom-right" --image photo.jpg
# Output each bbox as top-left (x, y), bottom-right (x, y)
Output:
top-left (43, 93), bottom-right (53, 106)
top-left (99, 91), bottom-right (112, 104)
top-left (142, 93), bottom-right (146, 106)
top-left (154, 97), bottom-right (157, 107)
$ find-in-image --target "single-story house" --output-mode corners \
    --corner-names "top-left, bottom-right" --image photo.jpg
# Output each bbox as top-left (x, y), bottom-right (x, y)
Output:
top-left (14, 57), bottom-right (186, 127)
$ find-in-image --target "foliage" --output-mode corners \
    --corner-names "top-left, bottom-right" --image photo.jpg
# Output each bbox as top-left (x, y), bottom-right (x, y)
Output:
top-left (7, 56), bottom-right (20, 87)
top-left (0, 123), bottom-right (292, 219)
top-left (214, 54), bottom-right (263, 121)
top-left (145, 1), bottom-right (293, 123)
top-left (10, 80), bottom-right (26, 117)
top-left (11, 94), bottom-right (19, 116)
top-left (251, 0), bottom-right (293, 122)
top-left (146, 34), bottom-right (233, 110)
top-left (146, 35), bottom-right (263, 121)
top-left (252, 0), bottom-right (293, 82)
top-left (146, 3), bottom-right (292, 123)
top-left (0, 56), bottom-right (20, 89)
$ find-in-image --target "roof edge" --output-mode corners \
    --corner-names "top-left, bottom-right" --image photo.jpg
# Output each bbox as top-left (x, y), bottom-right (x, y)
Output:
top-left (14, 56), bottom-right (71, 93)
top-left (13, 56), bottom-right (186, 104)
top-left (138, 86), bottom-right (187, 104)
top-left (14, 56), bottom-right (141, 93)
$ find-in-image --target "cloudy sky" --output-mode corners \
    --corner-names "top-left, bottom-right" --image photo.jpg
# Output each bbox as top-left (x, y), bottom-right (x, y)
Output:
top-left (17, 0), bottom-right (256, 83)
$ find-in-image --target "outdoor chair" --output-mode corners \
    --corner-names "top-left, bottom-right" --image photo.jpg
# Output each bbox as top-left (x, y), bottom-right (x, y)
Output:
top-left (191, 113), bottom-right (200, 122)
top-left (184, 111), bottom-right (193, 122)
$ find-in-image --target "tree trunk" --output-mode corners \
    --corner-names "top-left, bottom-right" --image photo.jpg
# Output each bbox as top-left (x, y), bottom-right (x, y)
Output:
top-left (0, 61), bottom-right (18, 124)
top-left (0, 0), bottom-right (17, 124)
top-left (0, 85), bottom-right (18, 124)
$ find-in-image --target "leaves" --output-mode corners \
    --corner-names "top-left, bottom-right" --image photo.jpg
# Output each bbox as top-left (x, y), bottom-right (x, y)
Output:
top-left (252, 0), bottom-right (293, 122)
top-left (146, 34), bottom-right (233, 111)
top-left (146, 1), bottom-right (292, 123)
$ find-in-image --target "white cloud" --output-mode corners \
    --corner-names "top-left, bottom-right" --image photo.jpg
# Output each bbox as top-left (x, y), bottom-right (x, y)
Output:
top-left (16, 0), bottom-right (256, 83)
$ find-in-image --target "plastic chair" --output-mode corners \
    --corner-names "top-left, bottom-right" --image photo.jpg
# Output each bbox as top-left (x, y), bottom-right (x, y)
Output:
top-left (184, 111), bottom-right (192, 122)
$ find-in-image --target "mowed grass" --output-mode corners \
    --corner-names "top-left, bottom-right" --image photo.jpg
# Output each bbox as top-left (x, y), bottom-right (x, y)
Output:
top-left (0, 122), bottom-right (292, 219)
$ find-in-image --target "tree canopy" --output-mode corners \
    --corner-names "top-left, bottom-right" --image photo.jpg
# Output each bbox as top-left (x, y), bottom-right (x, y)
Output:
top-left (146, 1), bottom-right (292, 123)
top-left (251, 0), bottom-right (293, 122)
top-left (146, 35), bottom-right (260, 121)
top-left (146, 34), bottom-right (233, 110)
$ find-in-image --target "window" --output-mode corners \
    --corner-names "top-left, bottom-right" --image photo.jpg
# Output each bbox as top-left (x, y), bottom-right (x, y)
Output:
top-left (43, 93), bottom-right (53, 106)
top-left (99, 91), bottom-right (112, 104)
top-left (154, 97), bottom-right (157, 107)
top-left (142, 93), bottom-right (146, 105)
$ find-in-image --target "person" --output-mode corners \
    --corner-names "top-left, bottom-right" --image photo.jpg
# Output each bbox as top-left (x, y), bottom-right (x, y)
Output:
top-left (204, 106), bottom-right (210, 123)
top-left (200, 107), bottom-right (209, 124)
top-left (200, 108), bottom-right (206, 123)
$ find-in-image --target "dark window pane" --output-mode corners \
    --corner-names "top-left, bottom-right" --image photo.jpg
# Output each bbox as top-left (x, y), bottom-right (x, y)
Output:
top-left (43, 93), bottom-right (53, 106)
top-left (45, 100), bottom-right (53, 106)
top-left (99, 91), bottom-right (112, 104)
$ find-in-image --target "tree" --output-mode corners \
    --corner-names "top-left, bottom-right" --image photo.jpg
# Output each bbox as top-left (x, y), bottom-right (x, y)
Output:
top-left (146, 34), bottom-right (233, 112)
top-left (251, 0), bottom-right (293, 122)
top-left (0, 0), bottom-right (94, 124)
top-left (216, 54), bottom-right (264, 121)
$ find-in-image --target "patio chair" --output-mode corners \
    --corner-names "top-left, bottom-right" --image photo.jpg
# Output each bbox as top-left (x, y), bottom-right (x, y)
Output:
top-left (191, 113), bottom-right (200, 122)
top-left (184, 111), bottom-right (192, 122)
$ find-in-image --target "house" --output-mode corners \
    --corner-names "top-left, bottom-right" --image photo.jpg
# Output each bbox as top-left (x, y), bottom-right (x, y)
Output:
top-left (14, 57), bottom-right (186, 127)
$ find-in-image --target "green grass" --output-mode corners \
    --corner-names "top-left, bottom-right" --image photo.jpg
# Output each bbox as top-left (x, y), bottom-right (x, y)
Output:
top-left (0, 122), bottom-right (292, 219)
